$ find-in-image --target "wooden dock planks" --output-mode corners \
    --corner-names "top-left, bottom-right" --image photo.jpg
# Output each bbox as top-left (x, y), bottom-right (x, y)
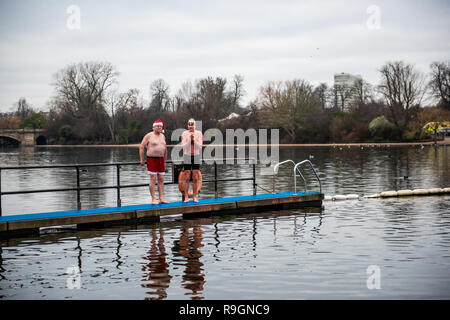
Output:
top-left (0, 192), bottom-right (323, 238)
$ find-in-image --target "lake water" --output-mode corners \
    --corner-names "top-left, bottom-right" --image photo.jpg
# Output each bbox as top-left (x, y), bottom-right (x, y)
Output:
top-left (0, 145), bottom-right (449, 299)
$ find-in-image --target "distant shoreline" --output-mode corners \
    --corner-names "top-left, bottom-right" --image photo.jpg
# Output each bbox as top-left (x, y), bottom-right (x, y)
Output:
top-left (35, 139), bottom-right (450, 148)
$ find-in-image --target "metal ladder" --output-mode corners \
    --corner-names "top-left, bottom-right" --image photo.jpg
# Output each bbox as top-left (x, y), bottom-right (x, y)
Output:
top-left (272, 159), bottom-right (322, 194)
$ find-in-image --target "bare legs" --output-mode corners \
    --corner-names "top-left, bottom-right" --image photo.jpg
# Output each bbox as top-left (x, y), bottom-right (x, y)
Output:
top-left (183, 170), bottom-right (191, 202)
top-left (149, 174), bottom-right (158, 204)
top-left (192, 170), bottom-right (200, 203)
top-left (158, 174), bottom-right (169, 203)
top-left (183, 169), bottom-right (200, 203)
top-left (149, 174), bottom-right (169, 204)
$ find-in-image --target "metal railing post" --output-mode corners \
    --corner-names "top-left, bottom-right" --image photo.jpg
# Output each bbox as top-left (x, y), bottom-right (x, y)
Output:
top-left (214, 162), bottom-right (218, 198)
top-left (253, 162), bottom-right (256, 195)
top-left (116, 164), bottom-right (121, 207)
top-left (171, 162), bottom-right (174, 184)
top-left (76, 166), bottom-right (81, 210)
top-left (272, 174), bottom-right (275, 194)
top-left (0, 168), bottom-right (2, 217)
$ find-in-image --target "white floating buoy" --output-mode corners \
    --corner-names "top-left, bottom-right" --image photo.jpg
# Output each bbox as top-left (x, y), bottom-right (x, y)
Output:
top-left (323, 187), bottom-right (449, 202)
top-left (412, 189), bottom-right (429, 195)
top-left (363, 194), bottom-right (380, 198)
top-left (397, 189), bottom-right (413, 196)
top-left (324, 194), bottom-right (360, 201)
top-left (332, 195), bottom-right (348, 201)
top-left (428, 188), bottom-right (444, 194)
top-left (380, 190), bottom-right (398, 197)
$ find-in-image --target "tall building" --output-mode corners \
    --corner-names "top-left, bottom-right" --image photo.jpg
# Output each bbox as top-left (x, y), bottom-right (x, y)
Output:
top-left (333, 73), bottom-right (363, 111)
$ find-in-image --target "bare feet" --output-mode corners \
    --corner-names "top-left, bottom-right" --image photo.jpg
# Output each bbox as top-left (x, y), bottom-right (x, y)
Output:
top-left (193, 197), bottom-right (199, 203)
top-left (184, 194), bottom-right (190, 203)
top-left (152, 200), bottom-right (160, 205)
top-left (160, 200), bottom-right (170, 204)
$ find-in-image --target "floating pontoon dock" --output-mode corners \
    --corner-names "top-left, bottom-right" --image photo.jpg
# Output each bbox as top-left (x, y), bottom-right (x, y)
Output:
top-left (0, 191), bottom-right (323, 238)
top-left (0, 158), bottom-right (324, 238)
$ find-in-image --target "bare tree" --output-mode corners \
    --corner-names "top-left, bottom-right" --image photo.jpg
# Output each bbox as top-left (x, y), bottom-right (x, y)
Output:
top-left (170, 76), bottom-right (245, 128)
top-left (332, 84), bottom-right (355, 111)
top-left (14, 98), bottom-right (34, 122)
top-left (377, 61), bottom-right (426, 132)
top-left (53, 61), bottom-right (119, 118)
top-left (429, 61), bottom-right (450, 110)
top-left (313, 83), bottom-right (329, 109)
top-left (149, 79), bottom-right (171, 113)
top-left (194, 76), bottom-right (234, 128)
top-left (174, 80), bottom-right (203, 123)
top-left (230, 74), bottom-right (245, 112)
top-left (105, 88), bottom-right (140, 142)
top-left (258, 79), bottom-right (321, 142)
top-left (352, 79), bottom-right (374, 106)
top-left (51, 61), bottom-right (119, 142)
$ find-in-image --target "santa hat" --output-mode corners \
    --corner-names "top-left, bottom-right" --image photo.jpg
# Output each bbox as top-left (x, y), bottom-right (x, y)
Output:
top-left (153, 119), bottom-right (164, 132)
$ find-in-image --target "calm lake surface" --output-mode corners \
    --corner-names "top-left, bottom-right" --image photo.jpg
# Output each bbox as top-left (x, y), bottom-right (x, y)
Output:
top-left (0, 145), bottom-right (449, 299)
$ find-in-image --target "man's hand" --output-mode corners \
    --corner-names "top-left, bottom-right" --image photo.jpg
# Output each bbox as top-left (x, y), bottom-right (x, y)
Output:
top-left (140, 159), bottom-right (145, 166)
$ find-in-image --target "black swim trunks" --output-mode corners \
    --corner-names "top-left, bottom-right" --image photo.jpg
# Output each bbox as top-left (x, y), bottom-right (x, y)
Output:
top-left (183, 154), bottom-right (201, 171)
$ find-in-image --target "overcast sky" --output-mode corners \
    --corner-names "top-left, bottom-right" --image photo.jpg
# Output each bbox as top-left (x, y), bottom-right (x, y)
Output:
top-left (0, 0), bottom-right (449, 112)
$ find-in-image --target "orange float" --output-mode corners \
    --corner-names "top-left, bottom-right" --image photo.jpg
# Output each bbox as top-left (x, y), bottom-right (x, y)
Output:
top-left (178, 170), bottom-right (202, 199)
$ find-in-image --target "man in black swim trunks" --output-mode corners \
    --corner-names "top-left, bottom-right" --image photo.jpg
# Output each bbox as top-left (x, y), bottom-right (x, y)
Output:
top-left (181, 118), bottom-right (203, 203)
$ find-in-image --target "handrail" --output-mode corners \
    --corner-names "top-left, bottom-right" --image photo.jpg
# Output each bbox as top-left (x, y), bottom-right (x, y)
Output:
top-left (272, 159), bottom-right (306, 194)
top-left (294, 160), bottom-right (322, 194)
top-left (273, 159), bottom-right (295, 174)
top-left (0, 157), bottom-right (257, 216)
top-left (0, 157), bottom-right (256, 170)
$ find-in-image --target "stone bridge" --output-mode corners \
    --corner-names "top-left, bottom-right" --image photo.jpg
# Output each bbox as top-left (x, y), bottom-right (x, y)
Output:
top-left (0, 129), bottom-right (46, 146)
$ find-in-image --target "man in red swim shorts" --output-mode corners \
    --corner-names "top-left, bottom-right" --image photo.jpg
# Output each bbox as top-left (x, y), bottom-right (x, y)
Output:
top-left (139, 119), bottom-right (169, 204)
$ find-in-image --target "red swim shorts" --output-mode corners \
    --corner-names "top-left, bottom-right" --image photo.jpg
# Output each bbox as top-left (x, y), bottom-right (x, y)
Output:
top-left (146, 157), bottom-right (165, 174)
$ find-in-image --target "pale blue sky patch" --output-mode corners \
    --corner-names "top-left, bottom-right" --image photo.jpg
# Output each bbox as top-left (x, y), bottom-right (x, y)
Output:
top-left (0, 0), bottom-right (449, 111)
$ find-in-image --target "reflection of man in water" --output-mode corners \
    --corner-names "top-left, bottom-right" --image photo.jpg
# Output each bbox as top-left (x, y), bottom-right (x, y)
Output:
top-left (141, 229), bottom-right (172, 300)
top-left (172, 225), bottom-right (205, 299)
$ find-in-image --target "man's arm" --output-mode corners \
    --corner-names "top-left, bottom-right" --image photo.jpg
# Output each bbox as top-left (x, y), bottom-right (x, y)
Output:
top-left (194, 131), bottom-right (203, 148)
top-left (163, 134), bottom-right (167, 162)
top-left (139, 134), bottom-right (149, 165)
top-left (180, 131), bottom-right (190, 148)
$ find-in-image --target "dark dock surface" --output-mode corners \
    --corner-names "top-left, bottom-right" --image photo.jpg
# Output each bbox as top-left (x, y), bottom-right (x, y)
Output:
top-left (0, 191), bottom-right (323, 238)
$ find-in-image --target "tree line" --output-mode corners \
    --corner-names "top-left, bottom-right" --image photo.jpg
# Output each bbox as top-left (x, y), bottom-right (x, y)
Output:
top-left (1, 59), bottom-right (449, 145)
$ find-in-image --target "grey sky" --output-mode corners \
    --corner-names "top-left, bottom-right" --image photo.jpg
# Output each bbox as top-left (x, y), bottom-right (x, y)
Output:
top-left (0, 0), bottom-right (449, 112)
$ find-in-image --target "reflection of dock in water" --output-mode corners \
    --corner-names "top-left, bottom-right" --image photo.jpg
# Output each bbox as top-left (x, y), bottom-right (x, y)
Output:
top-left (0, 191), bottom-right (323, 238)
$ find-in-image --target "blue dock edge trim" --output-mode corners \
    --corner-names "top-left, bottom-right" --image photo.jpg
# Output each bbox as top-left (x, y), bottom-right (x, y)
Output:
top-left (0, 191), bottom-right (321, 222)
